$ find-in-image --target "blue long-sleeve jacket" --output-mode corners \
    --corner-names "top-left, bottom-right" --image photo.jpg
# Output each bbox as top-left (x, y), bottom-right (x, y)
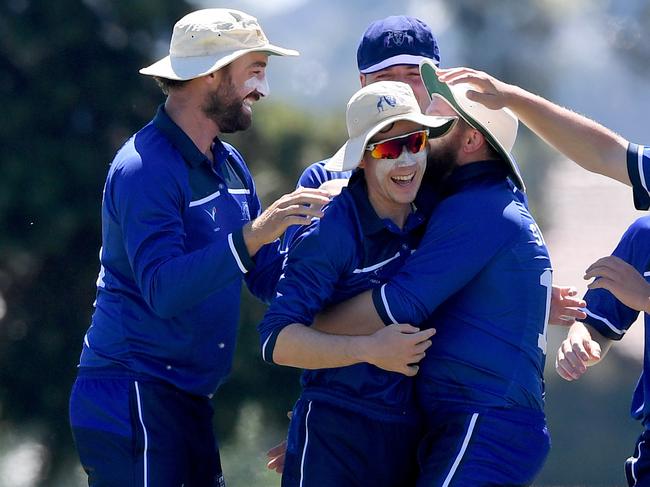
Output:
top-left (79, 106), bottom-right (282, 396)
top-left (258, 173), bottom-right (427, 416)
top-left (372, 161), bottom-right (552, 413)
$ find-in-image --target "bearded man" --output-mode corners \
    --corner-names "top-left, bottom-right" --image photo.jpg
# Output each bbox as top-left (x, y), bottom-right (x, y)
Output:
top-left (68, 9), bottom-right (329, 487)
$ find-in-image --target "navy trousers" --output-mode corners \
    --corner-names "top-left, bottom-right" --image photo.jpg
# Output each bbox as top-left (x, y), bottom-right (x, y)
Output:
top-left (69, 370), bottom-right (224, 487)
top-left (416, 406), bottom-right (550, 487)
top-left (281, 397), bottom-right (422, 487)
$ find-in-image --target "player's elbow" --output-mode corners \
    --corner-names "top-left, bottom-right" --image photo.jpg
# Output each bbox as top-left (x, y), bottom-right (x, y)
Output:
top-left (147, 295), bottom-right (180, 319)
top-left (261, 324), bottom-right (302, 367)
top-left (144, 277), bottom-right (187, 318)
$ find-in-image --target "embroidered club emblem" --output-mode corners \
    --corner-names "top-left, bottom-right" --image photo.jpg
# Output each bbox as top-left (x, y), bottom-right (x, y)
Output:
top-left (204, 206), bottom-right (218, 222)
top-left (384, 30), bottom-right (414, 47)
top-left (377, 95), bottom-right (397, 113)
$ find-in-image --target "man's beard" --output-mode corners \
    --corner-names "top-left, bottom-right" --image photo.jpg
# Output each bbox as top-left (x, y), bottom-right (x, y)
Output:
top-left (202, 74), bottom-right (254, 133)
top-left (423, 135), bottom-right (460, 189)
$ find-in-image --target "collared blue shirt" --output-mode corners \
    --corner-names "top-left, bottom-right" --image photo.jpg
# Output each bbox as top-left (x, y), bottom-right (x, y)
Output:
top-left (579, 216), bottom-right (650, 426)
top-left (372, 161), bottom-right (552, 412)
top-left (628, 143), bottom-right (650, 210)
top-left (79, 105), bottom-right (282, 396)
top-left (258, 172), bottom-right (427, 416)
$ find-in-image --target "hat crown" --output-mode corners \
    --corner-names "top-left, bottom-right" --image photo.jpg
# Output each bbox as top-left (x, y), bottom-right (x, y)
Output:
top-left (170, 9), bottom-right (268, 58)
top-left (357, 15), bottom-right (440, 73)
top-left (346, 81), bottom-right (420, 138)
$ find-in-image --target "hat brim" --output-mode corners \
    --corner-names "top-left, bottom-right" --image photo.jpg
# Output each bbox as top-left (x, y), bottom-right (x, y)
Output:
top-left (359, 54), bottom-right (437, 74)
top-left (419, 59), bottom-right (526, 192)
top-left (324, 113), bottom-right (457, 172)
top-left (139, 44), bottom-right (299, 81)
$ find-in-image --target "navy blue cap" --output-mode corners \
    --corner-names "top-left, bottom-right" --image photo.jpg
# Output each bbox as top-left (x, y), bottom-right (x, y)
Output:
top-left (357, 16), bottom-right (440, 74)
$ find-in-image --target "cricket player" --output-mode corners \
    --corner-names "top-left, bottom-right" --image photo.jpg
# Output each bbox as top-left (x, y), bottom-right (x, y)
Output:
top-left (68, 9), bottom-right (329, 486)
top-left (258, 81), bottom-right (456, 487)
top-left (555, 216), bottom-right (650, 486)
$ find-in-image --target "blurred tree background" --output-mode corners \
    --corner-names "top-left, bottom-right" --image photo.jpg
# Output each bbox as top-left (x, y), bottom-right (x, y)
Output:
top-left (0, 0), bottom-right (649, 486)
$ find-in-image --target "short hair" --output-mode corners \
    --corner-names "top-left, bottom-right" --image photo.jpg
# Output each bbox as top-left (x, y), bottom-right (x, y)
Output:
top-left (153, 76), bottom-right (190, 95)
top-left (456, 118), bottom-right (502, 161)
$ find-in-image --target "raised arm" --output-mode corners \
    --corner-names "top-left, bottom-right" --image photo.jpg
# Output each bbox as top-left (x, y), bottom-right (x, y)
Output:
top-left (436, 67), bottom-right (630, 186)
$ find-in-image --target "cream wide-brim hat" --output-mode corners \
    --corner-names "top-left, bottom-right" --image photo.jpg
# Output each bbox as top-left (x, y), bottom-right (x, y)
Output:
top-left (139, 8), bottom-right (299, 81)
top-left (324, 81), bottom-right (457, 172)
top-left (419, 58), bottom-right (525, 191)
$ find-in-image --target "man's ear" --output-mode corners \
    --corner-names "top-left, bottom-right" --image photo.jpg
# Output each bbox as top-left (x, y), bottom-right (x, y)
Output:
top-left (359, 74), bottom-right (367, 87)
top-left (462, 129), bottom-right (486, 155)
top-left (205, 70), bottom-right (222, 86)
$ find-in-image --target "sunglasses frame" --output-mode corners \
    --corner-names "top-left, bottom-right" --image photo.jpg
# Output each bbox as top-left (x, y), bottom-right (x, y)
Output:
top-left (365, 129), bottom-right (429, 159)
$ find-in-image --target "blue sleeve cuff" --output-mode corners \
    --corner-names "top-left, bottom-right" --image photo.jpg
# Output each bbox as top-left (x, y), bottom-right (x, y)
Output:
top-left (580, 309), bottom-right (626, 341)
top-left (627, 143), bottom-right (650, 211)
top-left (261, 328), bottom-right (283, 364)
top-left (372, 285), bottom-right (397, 325)
top-left (229, 228), bottom-right (255, 273)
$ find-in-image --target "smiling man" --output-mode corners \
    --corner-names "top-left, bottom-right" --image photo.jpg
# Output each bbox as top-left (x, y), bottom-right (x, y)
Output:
top-left (258, 81), bottom-right (455, 487)
top-left (67, 8), bottom-right (331, 487)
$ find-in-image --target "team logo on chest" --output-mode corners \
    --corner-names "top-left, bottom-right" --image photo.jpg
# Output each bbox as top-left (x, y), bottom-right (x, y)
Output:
top-left (204, 206), bottom-right (218, 222)
top-left (204, 206), bottom-right (220, 232)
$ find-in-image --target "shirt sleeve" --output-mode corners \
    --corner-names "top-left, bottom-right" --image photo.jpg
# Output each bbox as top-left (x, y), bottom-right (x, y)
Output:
top-left (372, 190), bottom-right (520, 325)
top-left (258, 217), bottom-right (352, 364)
top-left (580, 217), bottom-right (650, 339)
top-left (627, 143), bottom-right (650, 211)
top-left (282, 162), bottom-right (353, 252)
top-left (235, 153), bottom-right (284, 303)
top-left (110, 154), bottom-right (250, 319)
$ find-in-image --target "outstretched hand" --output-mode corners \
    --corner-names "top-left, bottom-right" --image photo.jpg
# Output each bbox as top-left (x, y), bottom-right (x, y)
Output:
top-left (585, 255), bottom-right (650, 314)
top-left (266, 439), bottom-right (287, 474)
top-left (549, 285), bottom-right (586, 326)
top-left (436, 67), bottom-right (516, 110)
top-left (266, 411), bottom-right (292, 474)
top-left (243, 188), bottom-right (331, 256)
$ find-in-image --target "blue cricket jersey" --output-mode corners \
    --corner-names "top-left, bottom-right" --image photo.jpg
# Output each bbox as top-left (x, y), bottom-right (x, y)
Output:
top-left (628, 143), bottom-right (650, 210)
top-left (78, 105), bottom-right (282, 396)
top-left (579, 216), bottom-right (650, 426)
top-left (372, 161), bottom-right (552, 412)
top-left (258, 172), bottom-right (427, 416)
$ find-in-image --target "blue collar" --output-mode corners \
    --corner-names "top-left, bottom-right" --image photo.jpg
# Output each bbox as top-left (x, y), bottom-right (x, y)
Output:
top-left (152, 105), bottom-right (230, 169)
top-left (443, 160), bottom-right (511, 195)
top-left (347, 171), bottom-right (426, 236)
